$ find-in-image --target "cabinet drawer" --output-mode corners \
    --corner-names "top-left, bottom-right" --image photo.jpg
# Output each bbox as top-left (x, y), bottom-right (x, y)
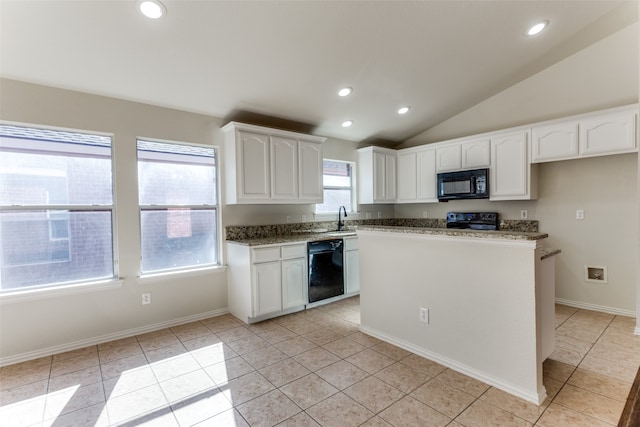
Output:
top-left (252, 246), bottom-right (281, 263)
top-left (281, 244), bottom-right (306, 259)
top-left (344, 238), bottom-right (358, 251)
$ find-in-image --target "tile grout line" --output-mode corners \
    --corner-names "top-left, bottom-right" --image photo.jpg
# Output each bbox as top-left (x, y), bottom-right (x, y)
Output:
top-left (531, 309), bottom-right (621, 426)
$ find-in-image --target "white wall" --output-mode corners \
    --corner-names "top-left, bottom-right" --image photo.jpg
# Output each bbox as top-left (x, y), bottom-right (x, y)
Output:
top-left (358, 231), bottom-right (544, 404)
top-left (0, 78), bottom-right (392, 362)
top-left (397, 22), bottom-right (640, 318)
top-left (637, 5), bottom-right (640, 333)
top-left (0, 79), bottom-right (230, 363)
top-left (403, 23), bottom-right (639, 146)
top-left (396, 153), bottom-right (638, 314)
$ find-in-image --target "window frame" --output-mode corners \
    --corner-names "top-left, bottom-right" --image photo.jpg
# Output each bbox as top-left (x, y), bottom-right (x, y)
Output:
top-left (136, 137), bottom-right (221, 276)
top-left (314, 159), bottom-right (358, 216)
top-left (0, 121), bottom-right (119, 295)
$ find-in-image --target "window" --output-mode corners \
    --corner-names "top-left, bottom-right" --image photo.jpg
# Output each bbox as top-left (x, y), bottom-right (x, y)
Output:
top-left (137, 140), bottom-right (218, 274)
top-left (0, 124), bottom-right (115, 291)
top-left (315, 160), bottom-right (355, 214)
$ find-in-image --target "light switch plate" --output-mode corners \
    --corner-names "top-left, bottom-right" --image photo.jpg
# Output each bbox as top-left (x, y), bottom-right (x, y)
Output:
top-left (576, 210), bottom-right (584, 220)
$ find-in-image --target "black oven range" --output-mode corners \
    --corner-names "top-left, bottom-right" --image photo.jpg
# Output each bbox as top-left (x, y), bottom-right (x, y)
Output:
top-left (446, 212), bottom-right (499, 231)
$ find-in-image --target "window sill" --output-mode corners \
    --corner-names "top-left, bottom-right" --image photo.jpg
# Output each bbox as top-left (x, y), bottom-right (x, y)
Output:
top-left (138, 265), bottom-right (227, 283)
top-left (0, 278), bottom-right (124, 305)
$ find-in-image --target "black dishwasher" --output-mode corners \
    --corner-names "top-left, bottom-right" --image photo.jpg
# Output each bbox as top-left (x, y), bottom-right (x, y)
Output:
top-left (308, 239), bottom-right (344, 303)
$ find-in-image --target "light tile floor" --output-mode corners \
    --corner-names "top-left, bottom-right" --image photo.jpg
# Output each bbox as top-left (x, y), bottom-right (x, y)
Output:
top-left (1, 296), bottom-right (638, 426)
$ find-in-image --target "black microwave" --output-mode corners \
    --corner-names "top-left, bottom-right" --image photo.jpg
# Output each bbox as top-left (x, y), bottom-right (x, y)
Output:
top-left (437, 168), bottom-right (489, 201)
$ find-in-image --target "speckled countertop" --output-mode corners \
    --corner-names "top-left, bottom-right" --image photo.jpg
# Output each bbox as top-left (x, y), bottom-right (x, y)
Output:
top-left (226, 231), bottom-right (357, 246)
top-left (355, 225), bottom-right (548, 241)
top-left (225, 218), bottom-right (555, 247)
top-left (540, 247), bottom-right (561, 260)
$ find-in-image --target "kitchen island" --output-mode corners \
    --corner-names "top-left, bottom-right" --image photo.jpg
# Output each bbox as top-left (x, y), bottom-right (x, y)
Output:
top-left (356, 226), bottom-right (554, 405)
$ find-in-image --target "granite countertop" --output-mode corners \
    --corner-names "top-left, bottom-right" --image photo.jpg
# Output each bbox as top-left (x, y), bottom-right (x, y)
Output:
top-left (226, 225), bottom-right (548, 246)
top-left (356, 225), bottom-right (549, 241)
top-left (226, 231), bottom-right (357, 246)
top-left (540, 247), bottom-right (561, 260)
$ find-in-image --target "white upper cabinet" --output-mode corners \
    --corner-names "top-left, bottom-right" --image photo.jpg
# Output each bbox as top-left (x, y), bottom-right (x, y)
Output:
top-left (397, 146), bottom-right (437, 203)
top-left (531, 105), bottom-right (637, 163)
top-left (490, 130), bottom-right (537, 201)
top-left (270, 136), bottom-right (298, 200)
top-left (235, 131), bottom-right (271, 201)
top-left (298, 140), bottom-right (323, 202)
top-left (436, 138), bottom-right (490, 172)
top-left (579, 109), bottom-right (637, 157)
top-left (357, 146), bottom-right (397, 204)
top-left (222, 122), bottom-right (326, 204)
top-left (461, 138), bottom-right (491, 169)
top-left (436, 143), bottom-right (462, 172)
top-left (531, 121), bottom-right (579, 163)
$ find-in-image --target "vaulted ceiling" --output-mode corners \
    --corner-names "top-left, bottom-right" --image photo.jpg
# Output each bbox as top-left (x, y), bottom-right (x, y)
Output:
top-left (1, 1), bottom-right (637, 145)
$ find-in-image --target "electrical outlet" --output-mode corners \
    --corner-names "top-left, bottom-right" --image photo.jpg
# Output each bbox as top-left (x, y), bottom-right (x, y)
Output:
top-left (286, 216), bottom-right (292, 223)
top-left (419, 307), bottom-right (429, 324)
top-left (576, 210), bottom-right (584, 220)
top-left (377, 212), bottom-right (382, 219)
top-left (520, 210), bottom-right (528, 219)
top-left (301, 215), bottom-right (307, 222)
top-left (365, 212), bottom-right (372, 219)
top-left (142, 293), bottom-right (151, 305)
top-left (422, 211), bottom-right (428, 218)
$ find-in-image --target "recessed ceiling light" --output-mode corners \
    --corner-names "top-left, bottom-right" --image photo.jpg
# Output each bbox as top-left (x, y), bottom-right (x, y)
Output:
top-left (527, 21), bottom-right (548, 36)
top-left (338, 87), bottom-right (353, 97)
top-left (138, 0), bottom-right (166, 19)
top-left (342, 120), bottom-right (354, 127)
top-left (397, 106), bottom-right (411, 115)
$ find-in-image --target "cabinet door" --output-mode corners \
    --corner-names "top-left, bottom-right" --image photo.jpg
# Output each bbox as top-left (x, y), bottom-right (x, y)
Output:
top-left (461, 138), bottom-right (491, 169)
top-left (385, 154), bottom-right (397, 201)
top-left (282, 258), bottom-right (307, 309)
top-left (238, 131), bottom-right (270, 200)
top-left (531, 122), bottom-right (579, 163)
top-left (416, 148), bottom-right (437, 202)
top-left (270, 136), bottom-right (298, 200)
top-left (253, 261), bottom-right (282, 317)
top-left (396, 151), bottom-right (417, 202)
top-left (580, 110), bottom-right (637, 157)
top-left (298, 140), bottom-right (323, 202)
top-left (345, 250), bottom-right (360, 294)
top-left (373, 151), bottom-right (387, 202)
top-left (491, 131), bottom-right (532, 200)
top-left (436, 144), bottom-right (462, 172)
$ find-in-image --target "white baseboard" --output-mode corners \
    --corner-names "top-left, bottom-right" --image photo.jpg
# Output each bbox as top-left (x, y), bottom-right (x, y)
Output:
top-left (0, 308), bottom-right (229, 367)
top-left (555, 298), bottom-right (637, 318)
top-left (359, 325), bottom-right (547, 405)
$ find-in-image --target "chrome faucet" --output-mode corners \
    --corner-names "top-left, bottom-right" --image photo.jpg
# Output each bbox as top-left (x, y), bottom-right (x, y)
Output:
top-left (338, 205), bottom-right (347, 231)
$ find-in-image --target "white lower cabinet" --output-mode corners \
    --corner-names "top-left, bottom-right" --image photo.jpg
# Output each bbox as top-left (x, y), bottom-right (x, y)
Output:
top-left (227, 242), bottom-right (307, 323)
top-left (282, 257), bottom-right (307, 309)
top-left (344, 237), bottom-right (360, 295)
top-left (253, 261), bottom-right (282, 317)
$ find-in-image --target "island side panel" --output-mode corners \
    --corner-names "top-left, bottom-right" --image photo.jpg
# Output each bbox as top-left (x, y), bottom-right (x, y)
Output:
top-left (357, 230), bottom-right (546, 405)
